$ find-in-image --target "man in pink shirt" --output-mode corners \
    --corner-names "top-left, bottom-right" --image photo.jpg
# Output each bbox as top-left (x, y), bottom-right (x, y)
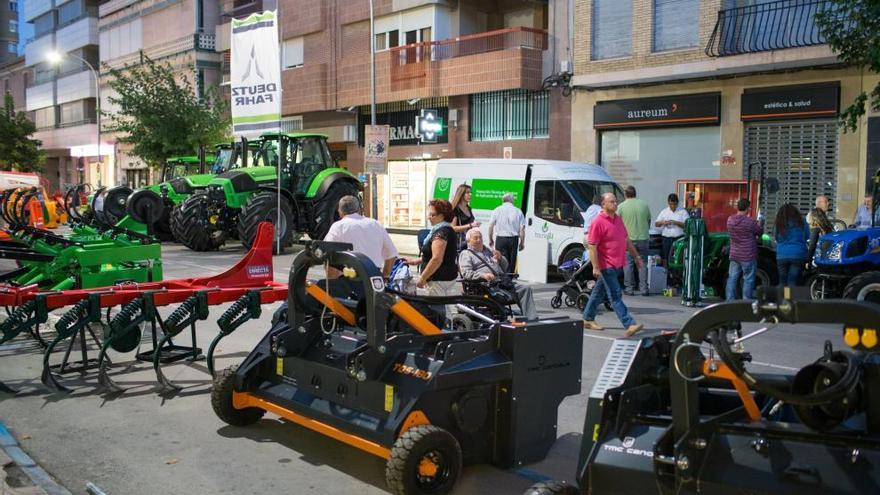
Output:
top-left (583, 192), bottom-right (644, 336)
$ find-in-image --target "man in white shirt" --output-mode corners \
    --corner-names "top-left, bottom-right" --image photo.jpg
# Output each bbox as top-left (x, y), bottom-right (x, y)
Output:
top-left (324, 195), bottom-right (398, 277)
top-left (581, 194), bottom-right (603, 261)
top-left (654, 193), bottom-right (690, 263)
top-left (488, 193), bottom-right (526, 273)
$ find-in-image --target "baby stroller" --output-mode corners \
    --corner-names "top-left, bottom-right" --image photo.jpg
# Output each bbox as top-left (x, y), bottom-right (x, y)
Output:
top-left (551, 257), bottom-right (611, 311)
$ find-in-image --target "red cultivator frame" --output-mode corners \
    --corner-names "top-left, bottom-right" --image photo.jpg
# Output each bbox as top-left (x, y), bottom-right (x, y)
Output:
top-left (0, 222), bottom-right (287, 394)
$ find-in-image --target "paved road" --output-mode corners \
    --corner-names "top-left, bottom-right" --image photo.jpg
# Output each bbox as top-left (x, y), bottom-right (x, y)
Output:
top-left (0, 241), bottom-right (842, 494)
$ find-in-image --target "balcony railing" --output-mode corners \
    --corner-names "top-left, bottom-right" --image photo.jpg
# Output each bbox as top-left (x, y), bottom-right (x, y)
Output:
top-left (389, 26), bottom-right (547, 81)
top-left (706, 0), bottom-right (831, 57)
top-left (221, 1), bottom-right (264, 19)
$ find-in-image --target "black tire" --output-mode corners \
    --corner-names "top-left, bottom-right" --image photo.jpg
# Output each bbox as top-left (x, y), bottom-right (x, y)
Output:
top-left (576, 293), bottom-right (588, 310)
top-left (211, 365), bottom-right (265, 426)
top-left (385, 424), bottom-right (462, 495)
top-left (550, 295), bottom-right (562, 309)
top-left (170, 193), bottom-right (226, 251)
top-left (524, 480), bottom-right (580, 495)
top-left (310, 181), bottom-right (360, 240)
top-left (842, 272), bottom-right (880, 304)
top-left (237, 192), bottom-right (294, 254)
top-left (564, 294), bottom-right (577, 307)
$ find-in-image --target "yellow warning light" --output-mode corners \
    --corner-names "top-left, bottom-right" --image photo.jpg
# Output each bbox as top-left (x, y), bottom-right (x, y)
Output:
top-left (862, 328), bottom-right (878, 349)
top-left (844, 327), bottom-right (861, 348)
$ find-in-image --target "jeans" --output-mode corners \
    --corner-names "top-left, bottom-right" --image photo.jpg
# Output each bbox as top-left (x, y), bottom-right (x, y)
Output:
top-left (583, 268), bottom-right (636, 327)
top-left (624, 239), bottom-right (648, 294)
top-left (726, 260), bottom-right (757, 301)
top-left (777, 258), bottom-right (805, 286)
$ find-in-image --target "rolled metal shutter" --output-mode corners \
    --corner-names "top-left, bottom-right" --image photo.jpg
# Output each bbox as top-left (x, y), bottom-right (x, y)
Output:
top-left (744, 119), bottom-right (838, 227)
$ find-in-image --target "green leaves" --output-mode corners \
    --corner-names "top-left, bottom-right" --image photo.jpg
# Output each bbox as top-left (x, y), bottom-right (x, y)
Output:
top-left (0, 92), bottom-right (45, 172)
top-left (815, 0), bottom-right (880, 132)
top-left (104, 55), bottom-right (231, 168)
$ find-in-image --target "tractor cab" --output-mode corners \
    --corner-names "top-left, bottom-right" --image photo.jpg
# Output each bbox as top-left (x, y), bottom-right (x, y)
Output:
top-left (253, 132), bottom-right (336, 197)
top-left (160, 155), bottom-right (214, 183)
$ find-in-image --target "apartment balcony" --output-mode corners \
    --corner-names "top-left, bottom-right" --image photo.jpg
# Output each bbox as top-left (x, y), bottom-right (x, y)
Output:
top-left (56, 70), bottom-right (96, 104)
top-left (99, 0), bottom-right (141, 17)
top-left (335, 27), bottom-right (548, 108)
top-left (706, 0), bottom-right (831, 57)
top-left (24, 0), bottom-right (53, 23)
top-left (103, 35), bottom-right (204, 69)
top-left (56, 17), bottom-right (100, 54)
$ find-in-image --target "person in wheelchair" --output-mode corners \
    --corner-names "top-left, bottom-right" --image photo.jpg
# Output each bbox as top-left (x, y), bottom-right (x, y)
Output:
top-left (458, 227), bottom-right (537, 320)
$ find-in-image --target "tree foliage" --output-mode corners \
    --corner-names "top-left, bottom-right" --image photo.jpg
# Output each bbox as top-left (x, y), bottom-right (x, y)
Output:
top-left (105, 55), bottom-right (230, 167)
top-left (816, 1), bottom-right (880, 132)
top-left (0, 92), bottom-right (44, 172)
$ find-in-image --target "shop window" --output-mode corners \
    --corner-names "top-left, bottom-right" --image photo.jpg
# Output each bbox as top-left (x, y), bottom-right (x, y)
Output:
top-left (592, 0), bottom-right (632, 60)
top-left (382, 161), bottom-right (436, 228)
top-left (653, 0), bottom-right (699, 51)
top-left (470, 89), bottom-right (549, 142)
top-left (282, 37), bottom-right (303, 69)
top-left (534, 181), bottom-right (582, 226)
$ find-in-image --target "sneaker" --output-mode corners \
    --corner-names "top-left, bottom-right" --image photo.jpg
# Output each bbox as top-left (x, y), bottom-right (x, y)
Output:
top-left (640, 291), bottom-right (650, 296)
top-left (583, 320), bottom-right (604, 331)
top-left (624, 289), bottom-right (634, 296)
top-left (625, 324), bottom-right (643, 337)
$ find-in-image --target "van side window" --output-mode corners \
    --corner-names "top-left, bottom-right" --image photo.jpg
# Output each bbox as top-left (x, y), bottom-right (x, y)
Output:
top-left (534, 180), bottom-right (581, 226)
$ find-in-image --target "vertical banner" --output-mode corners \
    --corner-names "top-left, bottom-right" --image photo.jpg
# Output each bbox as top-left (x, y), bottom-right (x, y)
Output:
top-left (364, 124), bottom-right (390, 174)
top-left (231, 11), bottom-right (282, 137)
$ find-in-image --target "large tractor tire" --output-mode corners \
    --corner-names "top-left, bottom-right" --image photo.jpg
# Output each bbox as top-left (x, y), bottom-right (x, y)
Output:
top-left (170, 193), bottom-right (226, 251)
top-left (842, 272), bottom-right (880, 304)
top-left (310, 181), bottom-right (360, 240)
top-left (237, 192), bottom-right (294, 254)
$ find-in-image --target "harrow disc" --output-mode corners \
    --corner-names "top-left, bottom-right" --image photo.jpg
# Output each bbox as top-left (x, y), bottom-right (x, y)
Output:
top-left (126, 189), bottom-right (164, 225)
top-left (101, 320), bottom-right (143, 353)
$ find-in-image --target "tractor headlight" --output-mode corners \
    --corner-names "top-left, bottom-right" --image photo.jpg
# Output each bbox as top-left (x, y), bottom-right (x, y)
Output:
top-left (826, 241), bottom-right (843, 261)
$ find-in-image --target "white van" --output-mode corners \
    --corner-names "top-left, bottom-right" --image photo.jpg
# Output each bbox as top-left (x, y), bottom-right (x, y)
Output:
top-left (432, 159), bottom-right (624, 272)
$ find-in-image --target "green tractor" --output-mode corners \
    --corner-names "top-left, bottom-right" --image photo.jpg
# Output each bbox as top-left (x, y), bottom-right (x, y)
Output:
top-left (667, 231), bottom-right (778, 297)
top-left (123, 141), bottom-right (257, 239)
top-left (170, 132), bottom-right (362, 253)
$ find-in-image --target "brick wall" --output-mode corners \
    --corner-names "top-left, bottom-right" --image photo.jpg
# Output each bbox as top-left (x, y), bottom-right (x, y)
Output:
top-left (574, 0), bottom-right (722, 75)
top-left (343, 90), bottom-right (572, 174)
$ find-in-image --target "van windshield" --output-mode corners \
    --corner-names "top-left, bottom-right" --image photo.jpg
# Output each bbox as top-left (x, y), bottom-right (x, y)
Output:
top-left (561, 181), bottom-right (624, 210)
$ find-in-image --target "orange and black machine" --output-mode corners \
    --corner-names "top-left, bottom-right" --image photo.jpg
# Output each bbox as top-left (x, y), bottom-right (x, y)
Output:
top-left (211, 240), bottom-right (583, 495)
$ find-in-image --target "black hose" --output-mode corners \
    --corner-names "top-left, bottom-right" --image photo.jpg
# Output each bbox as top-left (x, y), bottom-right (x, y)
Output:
top-left (709, 328), bottom-right (860, 407)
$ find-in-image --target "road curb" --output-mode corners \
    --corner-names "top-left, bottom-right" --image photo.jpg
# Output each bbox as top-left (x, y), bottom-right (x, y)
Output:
top-left (0, 422), bottom-right (70, 495)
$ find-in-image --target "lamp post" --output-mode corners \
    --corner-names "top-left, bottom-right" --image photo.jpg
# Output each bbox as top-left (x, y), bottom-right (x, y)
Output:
top-left (368, 0), bottom-right (378, 220)
top-left (47, 50), bottom-right (102, 187)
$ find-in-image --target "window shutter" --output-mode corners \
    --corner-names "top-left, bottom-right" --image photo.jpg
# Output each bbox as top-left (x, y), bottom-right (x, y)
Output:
top-left (653, 0), bottom-right (699, 51)
top-left (592, 0), bottom-right (632, 60)
top-left (282, 37), bottom-right (304, 69)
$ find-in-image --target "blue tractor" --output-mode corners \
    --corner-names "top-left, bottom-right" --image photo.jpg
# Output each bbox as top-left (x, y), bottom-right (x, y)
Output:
top-left (812, 170), bottom-right (880, 302)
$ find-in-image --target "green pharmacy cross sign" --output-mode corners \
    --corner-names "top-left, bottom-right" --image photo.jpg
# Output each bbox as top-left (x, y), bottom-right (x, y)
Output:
top-left (416, 108), bottom-right (444, 144)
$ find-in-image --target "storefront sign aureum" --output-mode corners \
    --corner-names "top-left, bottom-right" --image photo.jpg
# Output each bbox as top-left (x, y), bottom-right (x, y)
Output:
top-left (594, 93), bottom-right (721, 129)
top-left (364, 125), bottom-right (390, 174)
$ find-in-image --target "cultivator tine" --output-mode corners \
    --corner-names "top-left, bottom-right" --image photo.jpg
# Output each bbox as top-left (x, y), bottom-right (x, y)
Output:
top-left (208, 290), bottom-right (264, 377)
top-left (154, 292), bottom-right (210, 392)
top-left (41, 295), bottom-right (102, 392)
top-left (0, 297), bottom-right (48, 394)
top-left (98, 296), bottom-right (152, 393)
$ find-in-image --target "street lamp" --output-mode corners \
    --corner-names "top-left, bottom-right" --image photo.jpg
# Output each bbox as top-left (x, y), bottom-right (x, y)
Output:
top-left (368, 0), bottom-right (378, 220)
top-left (46, 50), bottom-right (103, 187)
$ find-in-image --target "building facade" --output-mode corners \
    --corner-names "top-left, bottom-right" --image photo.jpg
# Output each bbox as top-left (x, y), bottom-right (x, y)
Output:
top-left (98, 0), bottom-right (222, 188)
top-left (571, 0), bottom-right (878, 224)
top-left (24, 0), bottom-right (102, 193)
top-left (0, 56), bottom-right (29, 113)
top-left (0, 1), bottom-right (19, 64)
top-left (216, 0), bottom-right (573, 231)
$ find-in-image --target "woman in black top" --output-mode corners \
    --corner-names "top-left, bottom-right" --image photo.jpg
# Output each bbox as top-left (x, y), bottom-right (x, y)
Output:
top-left (450, 184), bottom-right (480, 250)
top-left (408, 200), bottom-right (460, 299)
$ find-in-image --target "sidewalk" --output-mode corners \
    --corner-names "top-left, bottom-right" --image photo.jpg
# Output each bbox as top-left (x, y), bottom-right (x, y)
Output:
top-left (0, 423), bottom-right (69, 495)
